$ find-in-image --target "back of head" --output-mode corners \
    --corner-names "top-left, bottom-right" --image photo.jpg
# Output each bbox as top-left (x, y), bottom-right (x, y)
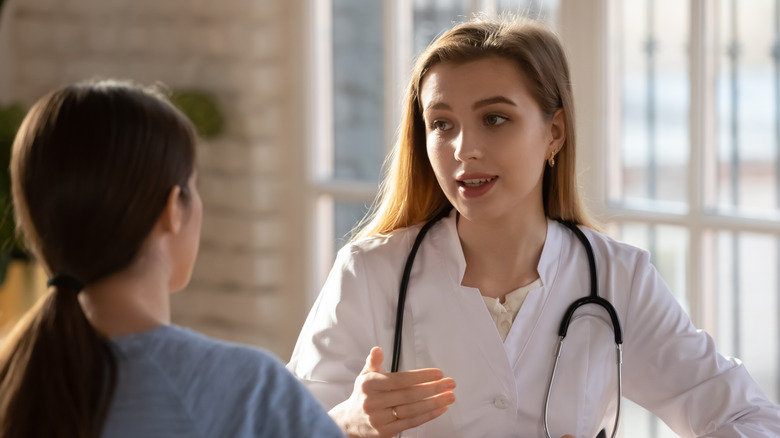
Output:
top-left (13, 80), bottom-right (196, 282)
top-left (0, 79), bottom-right (196, 438)
top-left (355, 16), bottom-right (592, 240)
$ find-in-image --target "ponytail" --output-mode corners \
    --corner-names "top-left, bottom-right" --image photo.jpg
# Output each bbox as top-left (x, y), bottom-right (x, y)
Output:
top-left (1, 80), bottom-right (196, 438)
top-left (0, 283), bottom-right (117, 438)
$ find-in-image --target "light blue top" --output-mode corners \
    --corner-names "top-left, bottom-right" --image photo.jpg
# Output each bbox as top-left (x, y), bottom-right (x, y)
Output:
top-left (101, 324), bottom-right (344, 438)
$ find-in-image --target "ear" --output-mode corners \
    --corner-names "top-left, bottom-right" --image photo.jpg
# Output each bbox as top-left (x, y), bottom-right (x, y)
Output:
top-left (548, 108), bottom-right (566, 154)
top-left (158, 185), bottom-right (184, 235)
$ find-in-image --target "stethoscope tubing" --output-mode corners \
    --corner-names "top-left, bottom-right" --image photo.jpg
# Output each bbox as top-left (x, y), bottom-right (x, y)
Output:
top-left (391, 210), bottom-right (447, 373)
top-left (392, 213), bottom-right (624, 438)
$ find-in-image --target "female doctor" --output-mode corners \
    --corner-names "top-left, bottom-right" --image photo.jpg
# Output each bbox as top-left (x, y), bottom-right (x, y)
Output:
top-left (288, 17), bottom-right (780, 438)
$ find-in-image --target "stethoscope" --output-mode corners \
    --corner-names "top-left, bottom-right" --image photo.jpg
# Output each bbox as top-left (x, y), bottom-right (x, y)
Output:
top-left (390, 210), bottom-right (623, 438)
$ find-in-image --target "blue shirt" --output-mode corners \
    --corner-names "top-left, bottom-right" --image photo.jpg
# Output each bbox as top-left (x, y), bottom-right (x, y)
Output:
top-left (101, 324), bottom-right (344, 438)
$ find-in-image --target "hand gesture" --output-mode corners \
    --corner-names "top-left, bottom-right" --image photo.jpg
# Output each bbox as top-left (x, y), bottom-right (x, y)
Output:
top-left (330, 346), bottom-right (456, 438)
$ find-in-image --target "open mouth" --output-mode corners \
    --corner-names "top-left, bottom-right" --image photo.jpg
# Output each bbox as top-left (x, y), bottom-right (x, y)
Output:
top-left (460, 177), bottom-right (496, 188)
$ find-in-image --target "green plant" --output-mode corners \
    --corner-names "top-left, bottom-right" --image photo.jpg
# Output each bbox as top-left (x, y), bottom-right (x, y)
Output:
top-left (170, 89), bottom-right (225, 139)
top-left (0, 103), bottom-right (29, 285)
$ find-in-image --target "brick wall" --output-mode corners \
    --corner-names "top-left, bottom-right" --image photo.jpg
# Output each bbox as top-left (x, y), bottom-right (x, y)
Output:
top-left (0, 0), bottom-right (311, 360)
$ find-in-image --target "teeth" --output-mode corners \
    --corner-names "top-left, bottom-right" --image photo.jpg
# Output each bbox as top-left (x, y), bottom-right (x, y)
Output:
top-left (462, 177), bottom-right (494, 187)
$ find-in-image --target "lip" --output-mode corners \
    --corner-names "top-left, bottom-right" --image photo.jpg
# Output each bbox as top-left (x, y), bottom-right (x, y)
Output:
top-left (456, 173), bottom-right (498, 198)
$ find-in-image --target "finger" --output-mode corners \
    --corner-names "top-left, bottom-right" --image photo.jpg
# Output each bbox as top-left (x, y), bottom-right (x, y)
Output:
top-left (560, 435), bottom-right (575, 438)
top-left (362, 368), bottom-right (445, 391)
top-left (385, 405), bottom-right (450, 436)
top-left (360, 346), bottom-right (384, 375)
top-left (364, 377), bottom-right (456, 411)
top-left (392, 390), bottom-right (455, 420)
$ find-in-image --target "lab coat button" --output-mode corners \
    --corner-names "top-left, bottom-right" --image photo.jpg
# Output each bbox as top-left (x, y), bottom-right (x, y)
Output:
top-left (493, 396), bottom-right (510, 409)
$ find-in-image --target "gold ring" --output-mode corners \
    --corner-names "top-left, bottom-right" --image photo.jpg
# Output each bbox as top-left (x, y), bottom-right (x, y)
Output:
top-left (392, 407), bottom-right (400, 421)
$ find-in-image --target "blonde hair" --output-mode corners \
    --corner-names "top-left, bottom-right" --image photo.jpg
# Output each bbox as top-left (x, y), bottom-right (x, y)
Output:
top-left (352, 17), bottom-right (593, 241)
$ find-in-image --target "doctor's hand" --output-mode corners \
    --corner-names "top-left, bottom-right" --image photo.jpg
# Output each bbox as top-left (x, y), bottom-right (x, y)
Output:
top-left (329, 346), bottom-right (456, 438)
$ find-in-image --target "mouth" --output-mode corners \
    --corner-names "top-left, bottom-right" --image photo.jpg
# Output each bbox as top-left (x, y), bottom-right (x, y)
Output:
top-left (459, 176), bottom-right (497, 188)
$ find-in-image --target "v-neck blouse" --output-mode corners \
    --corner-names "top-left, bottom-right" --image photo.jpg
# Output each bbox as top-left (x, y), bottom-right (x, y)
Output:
top-left (482, 278), bottom-right (543, 341)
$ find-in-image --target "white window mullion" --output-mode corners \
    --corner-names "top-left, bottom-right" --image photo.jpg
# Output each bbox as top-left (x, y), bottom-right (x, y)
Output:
top-left (310, 0), bottom-right (334, 184)
top-left (309, 0), bottom-right (336, 296)
top-left (604, 0), bottom-right (622, 215)
top-left (384, 0), bottom-right (413, 156)
top-left (558, 0), bottom-right (611, 221)
top-left (688, 0), bottom-right (716, 330)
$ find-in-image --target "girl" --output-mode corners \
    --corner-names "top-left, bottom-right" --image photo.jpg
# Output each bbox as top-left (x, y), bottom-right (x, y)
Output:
top-left (287, 17), bottom-right (780, 438)
top-left (0, 80), bottom-right (343, 438)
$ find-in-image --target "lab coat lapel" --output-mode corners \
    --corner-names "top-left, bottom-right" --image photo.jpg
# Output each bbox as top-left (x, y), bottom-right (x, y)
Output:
top-left (433, 211), bottom-right (516, 383)
top-left (505, 219), bottom-right (563, 367)
top-left (405, 211), bottom-right (519, 434)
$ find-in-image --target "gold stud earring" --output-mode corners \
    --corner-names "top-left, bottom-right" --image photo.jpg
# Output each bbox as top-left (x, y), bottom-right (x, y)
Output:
top-left (548, 152), bottom-right (556, 167)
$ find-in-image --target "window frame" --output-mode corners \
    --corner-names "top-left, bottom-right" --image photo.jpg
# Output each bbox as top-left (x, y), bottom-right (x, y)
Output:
top-left (306, 0), bottom-right (780, 352)
top-left (304, 0), bottom-right (780, 433)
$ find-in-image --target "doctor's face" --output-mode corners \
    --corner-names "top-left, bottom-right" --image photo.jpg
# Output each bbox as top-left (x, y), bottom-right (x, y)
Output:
top-left (420, 56), bottom-right (562, 225)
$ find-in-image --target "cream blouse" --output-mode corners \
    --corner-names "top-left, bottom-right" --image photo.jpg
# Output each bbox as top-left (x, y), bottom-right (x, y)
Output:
top-left (481, 278), bottom-right (542, 341)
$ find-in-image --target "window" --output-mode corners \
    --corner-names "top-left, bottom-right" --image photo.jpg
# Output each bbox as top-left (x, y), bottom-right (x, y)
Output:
top-left (601, 0), bottom-right (780, 435)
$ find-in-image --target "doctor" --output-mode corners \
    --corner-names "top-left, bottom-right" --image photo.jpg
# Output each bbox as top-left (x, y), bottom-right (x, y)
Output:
top-left (288, 17), bottom-right (780, 437)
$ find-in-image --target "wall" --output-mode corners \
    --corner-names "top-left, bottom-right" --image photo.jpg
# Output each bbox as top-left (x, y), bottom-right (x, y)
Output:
top-left (0, 0), bottom-right (310, 360)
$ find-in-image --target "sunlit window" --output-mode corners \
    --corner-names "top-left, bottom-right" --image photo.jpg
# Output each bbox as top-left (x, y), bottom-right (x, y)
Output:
top-left (609, 0), bottom-right (780, 435)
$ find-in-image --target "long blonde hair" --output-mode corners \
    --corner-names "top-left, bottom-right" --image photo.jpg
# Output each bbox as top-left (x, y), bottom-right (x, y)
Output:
top-left (352, 17), bottom-right (593, 241)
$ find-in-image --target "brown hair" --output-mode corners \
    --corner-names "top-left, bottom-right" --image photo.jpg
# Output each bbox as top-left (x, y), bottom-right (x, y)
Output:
top-left (0, 80), bottom-right (196, 437)
top-left (353, 17), bottom-right (593, 240)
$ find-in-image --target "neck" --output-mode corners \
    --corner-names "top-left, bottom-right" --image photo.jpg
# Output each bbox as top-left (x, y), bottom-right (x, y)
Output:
top-left (458, 209), bottom-right (548, 300)
top-left (78, 256), bottom-right (171, 338)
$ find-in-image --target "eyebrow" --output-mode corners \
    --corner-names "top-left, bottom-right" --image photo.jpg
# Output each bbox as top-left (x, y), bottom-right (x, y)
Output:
top-left (424, 101), bottom-right (451, 113)
top-left (424, 96), bottom-right (517, 114)
top-left (473, 96), bottom-right (516, 109)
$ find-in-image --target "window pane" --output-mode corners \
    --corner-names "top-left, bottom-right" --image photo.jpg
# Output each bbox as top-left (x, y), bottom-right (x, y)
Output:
top-left (614, 0), bottom-right (690, 209)
top-left (497, 0), bottom-right (560, 27)
top-left (333, 0), bottom-right (385, 182)
top-left (611, 222), bottom-right (690, 310)
top-left (334, 200), bottom-right (370, 250)
top-left (620, 399), bottom-right (677, 438)
top-left (413, 0), bottom-right (471, 56)
top-left (413, 0), bottom-right (560, 57)
top-left (712, 0), bottom-right (780, 217)
top-left (709, 230), bottom-right (779, 402)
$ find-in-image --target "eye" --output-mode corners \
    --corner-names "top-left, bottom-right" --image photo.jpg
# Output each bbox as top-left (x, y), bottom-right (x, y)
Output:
top-left (484, 114), bottom-right (508, 126)
top-left (430, 120), bottom-right (453, 131)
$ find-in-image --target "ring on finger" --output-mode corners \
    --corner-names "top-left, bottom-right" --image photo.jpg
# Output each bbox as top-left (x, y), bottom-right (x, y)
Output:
top-left (392, 407), bottom-right (400, 421)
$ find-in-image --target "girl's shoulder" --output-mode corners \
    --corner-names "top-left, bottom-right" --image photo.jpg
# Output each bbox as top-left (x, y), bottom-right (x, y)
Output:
top-left (112, 325), bottom-right (287, 384)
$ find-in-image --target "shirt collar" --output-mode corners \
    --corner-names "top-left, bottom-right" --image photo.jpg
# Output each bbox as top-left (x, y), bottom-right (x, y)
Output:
top-left (430, 210), bottom-right (564, 291)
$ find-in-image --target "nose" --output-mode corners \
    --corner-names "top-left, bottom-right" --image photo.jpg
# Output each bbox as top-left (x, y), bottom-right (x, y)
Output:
top-left (453, 129), bottom-right (482, 161)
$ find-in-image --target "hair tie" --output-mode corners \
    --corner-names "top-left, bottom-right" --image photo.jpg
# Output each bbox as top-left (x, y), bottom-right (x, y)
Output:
top-left (47, 275), bottom-right (84, 292)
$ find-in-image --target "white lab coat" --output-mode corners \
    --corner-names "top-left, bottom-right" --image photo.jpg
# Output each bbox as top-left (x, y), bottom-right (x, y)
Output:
top-left (288, 210), bottom-right (780, 437)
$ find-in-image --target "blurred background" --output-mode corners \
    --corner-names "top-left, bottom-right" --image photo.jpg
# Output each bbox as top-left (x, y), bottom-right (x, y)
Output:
top-left (0, 0), bottom-right (778, 436)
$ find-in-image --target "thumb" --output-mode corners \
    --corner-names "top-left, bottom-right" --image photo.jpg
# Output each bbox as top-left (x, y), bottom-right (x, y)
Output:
top-left (360, 346), bottom-right (384, 375)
